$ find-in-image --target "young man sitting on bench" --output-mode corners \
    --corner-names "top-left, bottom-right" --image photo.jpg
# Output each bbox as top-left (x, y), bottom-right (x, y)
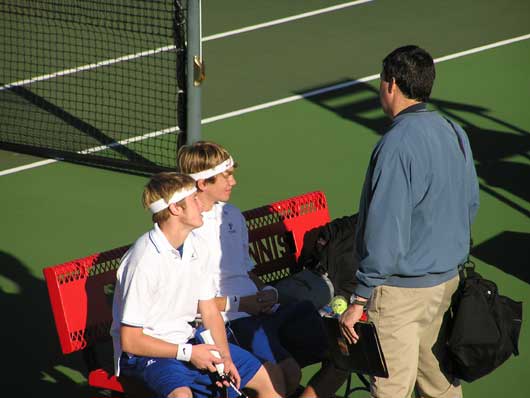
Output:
top-left (178, 142), bottom-right (342, 398)
top-left (110, 172), bottom-right (282, 398)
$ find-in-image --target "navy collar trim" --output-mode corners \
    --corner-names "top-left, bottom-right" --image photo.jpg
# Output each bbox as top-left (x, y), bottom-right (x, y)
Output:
top-left (395, 102), bottom-right (427, 118)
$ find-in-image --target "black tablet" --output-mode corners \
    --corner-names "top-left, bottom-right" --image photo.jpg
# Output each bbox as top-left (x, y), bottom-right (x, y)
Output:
top-left (323, 316), bottom-right (389, 378)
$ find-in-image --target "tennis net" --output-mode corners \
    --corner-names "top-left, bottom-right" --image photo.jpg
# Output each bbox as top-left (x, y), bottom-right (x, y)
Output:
top-left (0, 0), bottom-right (187, 174)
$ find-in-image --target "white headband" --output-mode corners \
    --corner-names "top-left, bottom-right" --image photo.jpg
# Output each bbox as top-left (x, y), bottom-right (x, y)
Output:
top-left (148, 187), bottom-right (197, 214)
top-left (189, 157), bottom-right (234, 181)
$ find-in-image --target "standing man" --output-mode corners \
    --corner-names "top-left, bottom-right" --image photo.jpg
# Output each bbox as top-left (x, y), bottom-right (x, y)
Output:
top-left (340, 45), bottom-right (479, 398)
top-left (111, 172), bottom-right (281, 398)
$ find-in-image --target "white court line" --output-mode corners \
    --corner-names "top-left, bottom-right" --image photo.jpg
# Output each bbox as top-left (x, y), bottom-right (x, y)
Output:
top-left (0, 126), bottom-right (181, 175)
top-left (78, 126), bottom-right (179, 155)
top-left (202, 73), bottom-right (380, 124)
top-left (203, 32), bottom-right (530, 122)
top-left (0, 45), bottom-right (175, 92)
top-left (202, 0), bottom-right (374, 41)
top-left (0, 0), bottom-right (373, 91)
top-left (1, 33), bottom-right (529, 177)
top-left (0, 158), bottom-right (60, 175)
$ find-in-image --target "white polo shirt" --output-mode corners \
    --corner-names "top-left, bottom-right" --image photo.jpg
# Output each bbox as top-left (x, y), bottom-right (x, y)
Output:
top-left (193, 202), bottom-right (258, 322)
top-left (111, 223), bottom-right (215, 375)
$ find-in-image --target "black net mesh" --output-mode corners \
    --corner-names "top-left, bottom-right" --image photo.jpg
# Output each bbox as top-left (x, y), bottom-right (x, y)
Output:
top-left (0, 0), bottom-right (187, 174)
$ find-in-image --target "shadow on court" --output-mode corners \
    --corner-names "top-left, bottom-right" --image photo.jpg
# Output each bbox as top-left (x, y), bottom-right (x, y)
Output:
top-left (296, 81), bottom-right (389, 136)
top-left (0, 251), bottom-right (93, 397)
top-left (297, 79), bottom-right (530, 217)
top-left (471, 231), bottom-right (530, 285)
top-left (0, 85), bottom-right (166, 175)
top-left (431, 98), bottom-right (530, 219)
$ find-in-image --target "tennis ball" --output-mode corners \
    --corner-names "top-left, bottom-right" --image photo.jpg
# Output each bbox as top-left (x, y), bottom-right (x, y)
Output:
top-left (330, 295), bottom-right (348, 315)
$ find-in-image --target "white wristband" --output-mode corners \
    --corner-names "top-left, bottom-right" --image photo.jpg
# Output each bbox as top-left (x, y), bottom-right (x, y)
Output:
top-left (176, 343), bottom-right (192, 362)
top-left (263, 285), bottom-right (279, 301)
top-left (225, 295), bottom-right (240, 312)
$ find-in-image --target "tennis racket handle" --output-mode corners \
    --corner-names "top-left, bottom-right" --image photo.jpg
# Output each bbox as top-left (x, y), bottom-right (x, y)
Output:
top-left (199, 329), bottom-right (225, 374)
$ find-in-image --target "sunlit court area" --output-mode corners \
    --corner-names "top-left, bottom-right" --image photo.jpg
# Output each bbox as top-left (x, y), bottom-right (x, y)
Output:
top-left (1, 1), bottom-right (529, 397)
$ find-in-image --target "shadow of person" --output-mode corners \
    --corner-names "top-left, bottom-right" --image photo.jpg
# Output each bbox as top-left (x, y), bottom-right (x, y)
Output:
top-left (0, 251), bottom-right (92, 397)
top-left (296, 82), bottom-right (529, 217)
top-left (476, 161), bottom-right (530, 204)
top-left (430, 98), bottom-right (530, 217)
top-left (295, 79), bottom-right (389, 135)
top-left (471, 231), bottom-right (530, 285)
top-left (464, 125), bottom-right (530, 163)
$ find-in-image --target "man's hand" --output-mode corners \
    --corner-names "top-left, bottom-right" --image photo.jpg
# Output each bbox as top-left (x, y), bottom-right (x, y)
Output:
top-left (339, 304), bottom-right (365, 344)
top-left (189, 344), bottom-right (224, 373)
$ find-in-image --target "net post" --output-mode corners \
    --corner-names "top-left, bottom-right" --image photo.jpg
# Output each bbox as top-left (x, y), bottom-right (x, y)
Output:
top-left (186, 0), bottom-right (203, 144)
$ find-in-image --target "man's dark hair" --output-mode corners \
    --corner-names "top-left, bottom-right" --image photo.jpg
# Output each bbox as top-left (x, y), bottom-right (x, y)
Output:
top-left (381, 45), bottom-right (435, 102)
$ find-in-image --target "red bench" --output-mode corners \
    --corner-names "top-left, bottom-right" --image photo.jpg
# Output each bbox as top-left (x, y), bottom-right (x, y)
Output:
top-left (43, 190), bottom-right (366, 397)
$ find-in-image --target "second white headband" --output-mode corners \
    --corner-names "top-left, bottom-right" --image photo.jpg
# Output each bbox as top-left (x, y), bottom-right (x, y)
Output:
top-left (189, 157), bottom-right (234, 181)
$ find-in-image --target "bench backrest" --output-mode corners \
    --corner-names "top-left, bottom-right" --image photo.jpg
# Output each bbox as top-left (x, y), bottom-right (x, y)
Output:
top-left (43, 246), bottom-right (129, 355)
top-left (43, 190), bottom-right (330, 356)
top-left (244, 190), bottom-right (330, 283)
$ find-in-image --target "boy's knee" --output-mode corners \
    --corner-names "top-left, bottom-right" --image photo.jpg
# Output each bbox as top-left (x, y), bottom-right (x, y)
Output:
top-left (247, 365), bottom-right (284, 397)
top-left (167, 386), bottom-right (192, 397)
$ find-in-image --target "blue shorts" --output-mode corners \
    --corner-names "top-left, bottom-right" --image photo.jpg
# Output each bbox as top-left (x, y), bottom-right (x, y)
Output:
top-left (229, 300), bottom-right (328, 366)
top-left (120, 337), bottom-right (261, 398)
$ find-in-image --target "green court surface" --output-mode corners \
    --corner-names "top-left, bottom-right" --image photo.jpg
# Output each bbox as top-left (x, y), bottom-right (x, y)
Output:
top-left (1, 1), bottom-right (529, 397)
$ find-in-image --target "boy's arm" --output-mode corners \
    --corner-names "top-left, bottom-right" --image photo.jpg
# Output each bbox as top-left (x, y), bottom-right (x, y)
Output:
top-left (212, 290), bottom-right (277, 315)
top-left (199, 298), bottom-right (241, 387)
top-left (121, 324), bottom-right (179, 358)
top-left (208, 271), bottom-right (276, 315)
top-left (121, 324), bottom-right (221, 373)
top-left (199, 298), bottom-right (231, 359)
top-left (209, 209), bottom-right (277, 315)
top-left (213, 296), bottom-right (229, 312)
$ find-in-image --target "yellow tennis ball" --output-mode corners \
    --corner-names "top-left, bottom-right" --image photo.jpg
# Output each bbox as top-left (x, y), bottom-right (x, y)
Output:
top-left (330, 295), bottom-right (348, 315)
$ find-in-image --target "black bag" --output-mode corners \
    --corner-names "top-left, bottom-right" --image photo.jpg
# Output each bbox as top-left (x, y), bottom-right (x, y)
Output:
top-left (274, 268), bottom-right (334, 310)
top-left (297, 214), bottom-right (359, 299)
top-left (447, 262), bottom-right (523, 382)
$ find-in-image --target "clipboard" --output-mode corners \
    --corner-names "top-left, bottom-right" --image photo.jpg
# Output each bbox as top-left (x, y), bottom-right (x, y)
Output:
top-left (323, 317), bottom-right (389, 378)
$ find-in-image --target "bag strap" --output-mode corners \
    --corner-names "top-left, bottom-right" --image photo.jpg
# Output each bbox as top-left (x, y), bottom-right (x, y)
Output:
top-left (458, 258), bottom-right (477, 281)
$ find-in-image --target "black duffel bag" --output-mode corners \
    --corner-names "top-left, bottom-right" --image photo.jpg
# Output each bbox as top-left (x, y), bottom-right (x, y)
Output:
top-left (297, 214), bottom-right (359, 299)
top-left (447, 262), bottom-right (523, 382)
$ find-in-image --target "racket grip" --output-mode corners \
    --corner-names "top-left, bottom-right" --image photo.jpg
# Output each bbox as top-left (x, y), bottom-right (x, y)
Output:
top-left (199, 329), bottom-right (225, 375)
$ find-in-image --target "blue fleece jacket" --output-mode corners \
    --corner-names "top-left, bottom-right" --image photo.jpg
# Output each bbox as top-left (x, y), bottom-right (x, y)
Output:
top-left (354, 104), bottom-right (479, 299)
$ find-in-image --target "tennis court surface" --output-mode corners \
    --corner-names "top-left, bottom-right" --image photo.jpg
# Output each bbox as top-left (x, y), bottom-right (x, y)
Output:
top-left (1, 1), bottom-right (529, 396)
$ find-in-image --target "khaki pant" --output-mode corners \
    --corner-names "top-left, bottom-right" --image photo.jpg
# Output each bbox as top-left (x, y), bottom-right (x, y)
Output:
top-left (367, 276), bottom-right (462, 398)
